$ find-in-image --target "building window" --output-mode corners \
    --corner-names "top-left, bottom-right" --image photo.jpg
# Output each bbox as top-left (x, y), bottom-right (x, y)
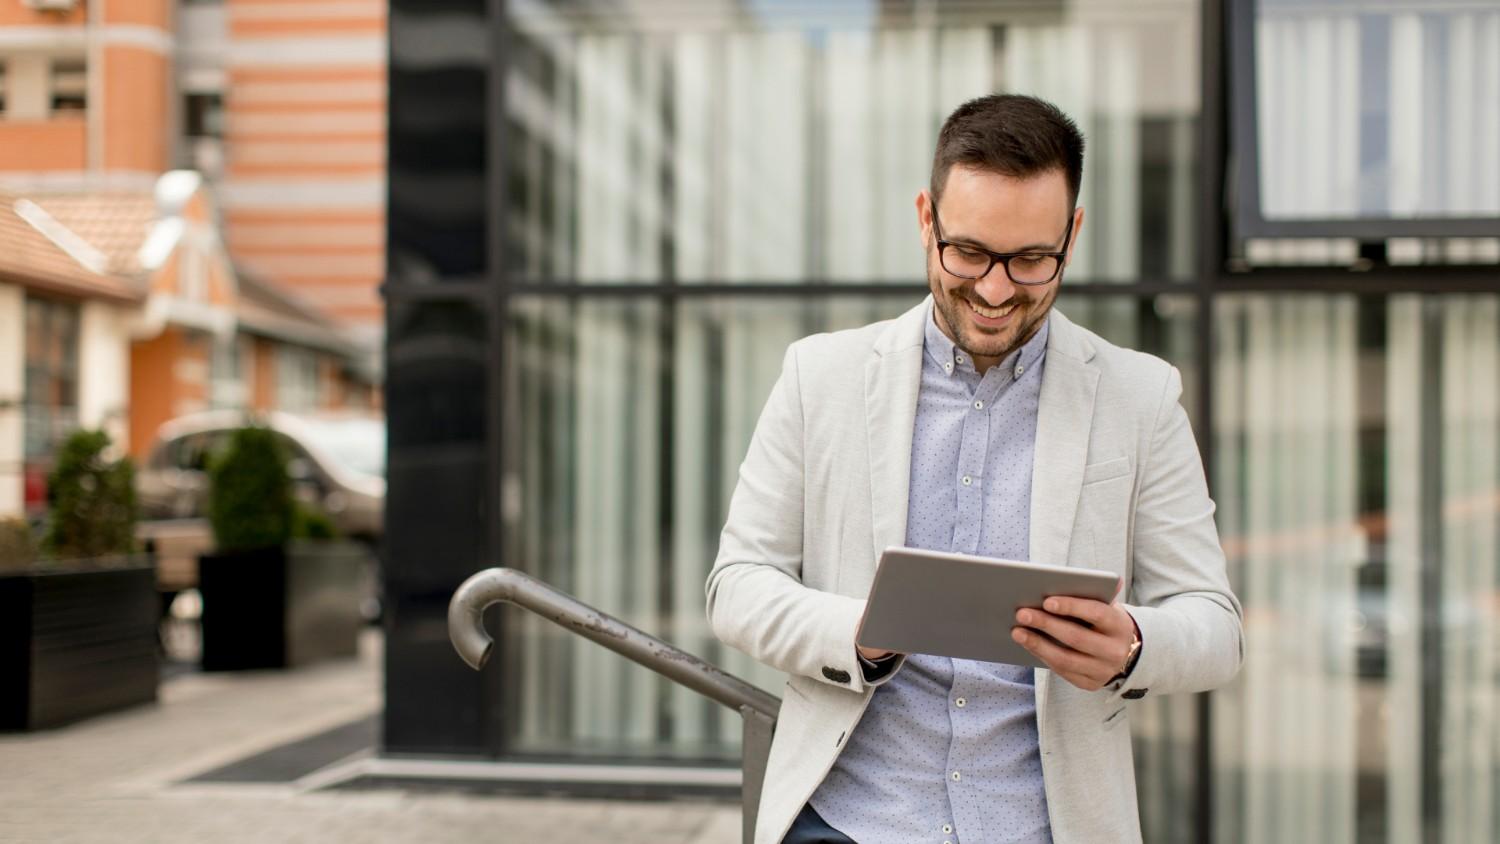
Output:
top-left (210, 335), bottom-right (248, 410)
top-left (275, 346), bottom-right (320, 413)
top-left (184, 92), bottom-right (223, 139)
top-left (49, 57), bottom-right (86, 115)
top-left (22, 296), bottom-right (80, 461)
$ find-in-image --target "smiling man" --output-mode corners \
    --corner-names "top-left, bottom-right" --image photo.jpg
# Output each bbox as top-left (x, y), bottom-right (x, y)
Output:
top-left (707, 94), bottom-right (1243, 844)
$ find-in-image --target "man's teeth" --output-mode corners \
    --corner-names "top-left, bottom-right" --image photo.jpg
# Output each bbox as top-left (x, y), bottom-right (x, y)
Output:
top-left (968, 300), bottom-right (1017, 319)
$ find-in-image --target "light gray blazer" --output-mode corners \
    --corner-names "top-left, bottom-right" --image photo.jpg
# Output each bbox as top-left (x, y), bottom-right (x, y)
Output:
top-left (707, 297), bottom-right (1243, 844)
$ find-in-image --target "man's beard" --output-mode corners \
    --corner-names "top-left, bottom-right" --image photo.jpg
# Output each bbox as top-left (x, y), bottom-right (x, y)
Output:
top-left (928, 265), bottom-right (1056, 365)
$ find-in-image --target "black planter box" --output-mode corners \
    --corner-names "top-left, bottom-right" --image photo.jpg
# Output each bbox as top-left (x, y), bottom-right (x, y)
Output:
top-left (199, 540), bottom-right (365, 671)
top-left (0, 562), bottom-right (159, 731)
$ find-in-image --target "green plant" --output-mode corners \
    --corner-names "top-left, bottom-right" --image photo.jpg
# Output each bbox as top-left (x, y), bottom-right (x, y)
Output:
top-left (42, 430), bottom-right (137, 560)
top-left (208, 426), bottom-right (294, 552)
top-left (292, 501), bottom-right (338, 540)
top-left (0, 517), bottom-right (37, 572)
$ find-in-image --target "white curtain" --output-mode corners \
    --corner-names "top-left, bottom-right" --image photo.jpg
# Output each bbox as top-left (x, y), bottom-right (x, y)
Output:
top-left (507, 7), bottom-right (1200, 761)
top-left (1257, 5), bottom-right (1500, 219)
top-left (1438, 297), bottom-right (1500, 844)
top-left (1211, 296), bottom-right (1360, 844)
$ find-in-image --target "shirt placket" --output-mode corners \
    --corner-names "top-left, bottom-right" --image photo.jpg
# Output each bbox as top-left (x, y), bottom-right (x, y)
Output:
top-left (943, 659), bottom-right (979, 844)
top-left (952, 369), bottom-right (1007, 554)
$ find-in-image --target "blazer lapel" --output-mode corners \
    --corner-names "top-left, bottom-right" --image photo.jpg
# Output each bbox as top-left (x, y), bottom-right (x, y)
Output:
top-left (1029, 310), bottom-right (1100, 568)
top-left (865, 298), bottom-right (929, 560)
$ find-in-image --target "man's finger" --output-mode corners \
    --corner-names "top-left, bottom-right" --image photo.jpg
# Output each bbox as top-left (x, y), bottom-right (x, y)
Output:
top-left (1039, 596), bottom-right (1116, 628)
top-left (1011, 627), bottom-right (1111, 689)
top-left (1015, 609), bottom-right (1116, 659)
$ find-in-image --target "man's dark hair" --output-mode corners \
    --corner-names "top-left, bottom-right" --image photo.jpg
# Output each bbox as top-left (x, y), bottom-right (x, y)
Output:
top-left (930, 94), bottom-right (1085, 207)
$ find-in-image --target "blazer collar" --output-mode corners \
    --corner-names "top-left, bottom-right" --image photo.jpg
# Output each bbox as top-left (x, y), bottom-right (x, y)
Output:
top-left (864, 297), bottom-right (930, 563)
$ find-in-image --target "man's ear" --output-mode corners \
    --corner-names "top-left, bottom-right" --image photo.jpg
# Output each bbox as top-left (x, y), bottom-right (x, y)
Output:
top-left (1064, 206), bottom-right (1085, 267)
top-left (915, 190), bottom-right (933, 249)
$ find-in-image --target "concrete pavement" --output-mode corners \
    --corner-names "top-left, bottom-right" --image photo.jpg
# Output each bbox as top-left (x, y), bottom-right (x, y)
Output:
top-left (0, 633), bottom-right (740, 843)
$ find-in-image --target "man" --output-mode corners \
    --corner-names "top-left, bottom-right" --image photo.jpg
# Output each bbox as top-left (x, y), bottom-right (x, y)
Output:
top-left (706, 94), bottom-right (1243, 844)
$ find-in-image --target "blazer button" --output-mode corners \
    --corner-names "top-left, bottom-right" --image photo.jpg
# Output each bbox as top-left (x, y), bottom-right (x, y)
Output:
top-left (1123, 688), bottom-right (1148, 700)
top-left (821, 666), bottom-right (852, 685)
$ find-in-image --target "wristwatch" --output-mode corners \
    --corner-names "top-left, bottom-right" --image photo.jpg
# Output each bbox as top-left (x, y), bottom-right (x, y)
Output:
top-left (1107, 629), bottom-right (1143, 690)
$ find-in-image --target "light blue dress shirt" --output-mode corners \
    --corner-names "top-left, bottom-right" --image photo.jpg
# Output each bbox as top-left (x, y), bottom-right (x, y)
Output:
top-left (809, 304), bottom-right (1052, 844)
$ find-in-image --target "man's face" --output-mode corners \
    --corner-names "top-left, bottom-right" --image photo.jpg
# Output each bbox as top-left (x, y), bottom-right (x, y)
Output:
top-left (916, 164), bottom-right (1083, 369)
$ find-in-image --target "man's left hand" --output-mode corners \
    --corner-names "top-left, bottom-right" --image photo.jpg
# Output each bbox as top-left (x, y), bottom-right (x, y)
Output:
top-left (1011, 595), bottom-right (1139, 692)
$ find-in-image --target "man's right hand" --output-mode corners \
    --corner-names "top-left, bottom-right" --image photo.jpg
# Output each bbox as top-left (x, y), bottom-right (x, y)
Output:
top-left (857, 645), bottom-right (895, 661)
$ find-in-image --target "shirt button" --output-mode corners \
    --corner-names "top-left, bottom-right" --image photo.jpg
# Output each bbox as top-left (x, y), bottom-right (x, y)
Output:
top-left (955, 697), bottom-right (966, 708)
top-left (1015, 364), bottom-right (1025, 378)
top-left (951, 771), bottom-right (962, 782)
top-left (944, 362), bottom-right (953, 373)
top-left (973, 400), bottom-right (983, 410)
top-left (955, 354), bottom-right (964, 364)
top-left (961, 475), bottom-right (972, 486)
top-left (943, 824), bottom-right (954, 834)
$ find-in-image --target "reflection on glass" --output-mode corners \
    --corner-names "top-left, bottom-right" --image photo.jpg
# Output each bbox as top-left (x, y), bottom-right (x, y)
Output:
top-left (1211, 294), bottom-right (1500, 843)
top-left (503, 294), bottom-right (918, 759)
top-left (1255, 1), bottom-right (1500, 220)
top-left (505, 2), bottom-right (1200, 283)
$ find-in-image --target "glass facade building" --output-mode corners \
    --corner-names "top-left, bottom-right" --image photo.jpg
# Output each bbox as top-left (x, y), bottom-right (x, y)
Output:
top-left (385, 1), bottom-right (1500, 841)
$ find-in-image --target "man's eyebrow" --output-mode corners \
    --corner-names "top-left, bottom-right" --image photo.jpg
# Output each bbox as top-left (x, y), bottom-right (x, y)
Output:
top-left (944, 231), bottom-right (1060, 254)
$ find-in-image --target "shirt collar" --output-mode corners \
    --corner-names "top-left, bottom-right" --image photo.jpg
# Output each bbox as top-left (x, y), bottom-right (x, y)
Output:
top-left (923, 300), bottom-right (1050, 381)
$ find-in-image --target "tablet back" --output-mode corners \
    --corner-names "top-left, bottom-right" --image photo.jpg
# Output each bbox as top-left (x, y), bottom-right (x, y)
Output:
top-left (855, 547), bottom-right (1120, 667)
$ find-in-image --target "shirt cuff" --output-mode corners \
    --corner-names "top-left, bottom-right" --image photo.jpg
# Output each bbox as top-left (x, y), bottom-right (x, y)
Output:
top-left (858, 651), bottom-right (900, 683)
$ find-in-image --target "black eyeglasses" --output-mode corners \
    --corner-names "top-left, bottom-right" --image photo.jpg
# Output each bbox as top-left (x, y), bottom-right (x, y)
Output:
top-left (931, 206), bottom-right (1075, 285)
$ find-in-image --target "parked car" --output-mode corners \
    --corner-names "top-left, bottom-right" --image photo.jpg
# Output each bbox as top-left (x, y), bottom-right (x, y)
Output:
top-left (137, 411), bottom-right (385, 541)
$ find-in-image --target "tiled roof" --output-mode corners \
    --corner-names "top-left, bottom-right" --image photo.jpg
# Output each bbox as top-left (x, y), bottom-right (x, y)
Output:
top-left (24, 190), bottom-right (158, 277)
top-left (0, 191), bottom-right (142, 302)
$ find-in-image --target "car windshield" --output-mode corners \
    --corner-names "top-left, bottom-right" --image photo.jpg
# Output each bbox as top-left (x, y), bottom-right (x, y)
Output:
top-left (298, 418), bottom-right (386, 478)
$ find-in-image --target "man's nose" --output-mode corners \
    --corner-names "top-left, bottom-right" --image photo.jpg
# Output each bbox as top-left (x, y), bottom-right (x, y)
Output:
top-left (973, 266), bottom-right (1016, 306)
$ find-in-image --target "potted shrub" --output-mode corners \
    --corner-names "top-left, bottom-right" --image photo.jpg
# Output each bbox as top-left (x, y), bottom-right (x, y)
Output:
top-left (197, 426), bottom-right (365, 670)
top-left (0, 430), bottom-right (157, 731)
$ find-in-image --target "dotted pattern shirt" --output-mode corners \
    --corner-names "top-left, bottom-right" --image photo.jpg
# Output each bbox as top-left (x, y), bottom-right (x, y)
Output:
top-left (809, 304), bottom-right (1052, 844)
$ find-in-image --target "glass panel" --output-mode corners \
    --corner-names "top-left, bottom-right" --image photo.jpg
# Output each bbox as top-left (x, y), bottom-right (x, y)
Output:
top-left (502, 291), bottom-right (1204, 789)
top-left (383, 296), bottom-right (494, 754)
top-left (504, 1), bottom-right (1201, 284)
top-left (1058, 293), bottom-right (1202, 844)
top-left (502, 293), bottom-right (920, 760)
top-left (387, 0), bottom-right (489, 284)
top-left (1211, 293), bottom-right (1500, 843)
top-left (1255, 0), bottom-right (1500, 220)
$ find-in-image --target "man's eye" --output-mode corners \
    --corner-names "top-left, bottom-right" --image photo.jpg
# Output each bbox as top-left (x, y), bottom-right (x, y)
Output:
top-left (953, 246), bottom-right (987, 261)
top-left (1013, 255), bottom-right (1046, 267)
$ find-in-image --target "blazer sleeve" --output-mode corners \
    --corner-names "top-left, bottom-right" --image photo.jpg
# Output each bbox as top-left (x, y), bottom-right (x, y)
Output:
top-left (1111, 365), bottom-right (1245, 702)
top-left (705, 344), bottom-right (881, 694)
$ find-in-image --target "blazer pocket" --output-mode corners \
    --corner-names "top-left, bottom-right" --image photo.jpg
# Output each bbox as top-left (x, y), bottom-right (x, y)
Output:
top-left (1082, 456), bottom-right (1132, 485)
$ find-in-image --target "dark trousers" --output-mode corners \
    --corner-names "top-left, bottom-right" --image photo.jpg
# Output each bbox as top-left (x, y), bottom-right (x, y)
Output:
top-left (783, 803), bottom-right (858, 844)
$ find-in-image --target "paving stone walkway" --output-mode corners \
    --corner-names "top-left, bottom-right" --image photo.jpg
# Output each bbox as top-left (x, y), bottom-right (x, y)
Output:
top-left (0, 634), bottom-right (740, 843)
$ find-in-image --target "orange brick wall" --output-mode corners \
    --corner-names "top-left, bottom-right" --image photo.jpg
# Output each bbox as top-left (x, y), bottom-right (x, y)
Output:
top-left (103, 47), bottom-right (171, 172)
top-left (128, 328), bottom-right (180, 457)
top-left (0, 122), bottom-right (88, 171)
top-left (220, 2), bottom-right (386, 331)
top-left (251, 337), bottom-right (276, 412)
top-left (102, 0), bottom-right (172, 29)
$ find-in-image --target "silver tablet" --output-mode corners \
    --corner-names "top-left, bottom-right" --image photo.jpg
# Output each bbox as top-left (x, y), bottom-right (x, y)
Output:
top-left (855, 546), bottom-right (1121, 668)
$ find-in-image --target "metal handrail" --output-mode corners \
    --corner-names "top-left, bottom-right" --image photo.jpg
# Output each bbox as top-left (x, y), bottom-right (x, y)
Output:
top-left (448, 567), bottom-right (779, 844)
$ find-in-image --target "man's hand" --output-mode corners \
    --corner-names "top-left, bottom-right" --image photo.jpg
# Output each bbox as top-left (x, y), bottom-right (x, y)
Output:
top-left (1011, 591), bottom-right (1140, 692)
top-left (857, 645), bottom-right (894, 661)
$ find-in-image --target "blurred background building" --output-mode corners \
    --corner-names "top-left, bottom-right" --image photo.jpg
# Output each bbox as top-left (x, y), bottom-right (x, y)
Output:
top-left (0, 0), bottom-right (383, 518)
top-left (384, 1), bottom-right (1499, 843)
